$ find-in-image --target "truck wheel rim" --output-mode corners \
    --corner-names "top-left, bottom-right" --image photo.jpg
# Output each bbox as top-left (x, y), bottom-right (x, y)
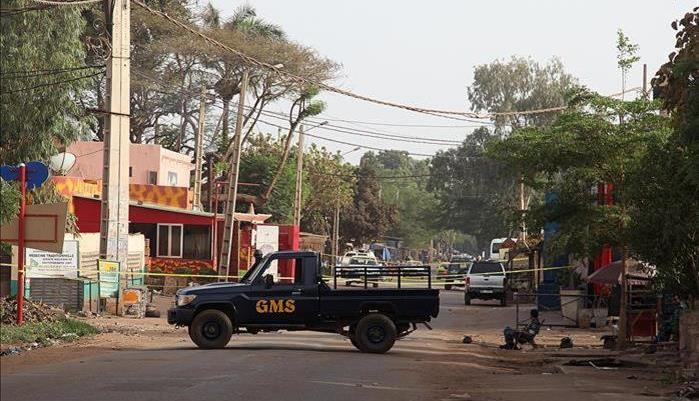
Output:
top-left (367, 325), bottom-right (386, 343)
top-left (203, 321), bottom-right (221, 339)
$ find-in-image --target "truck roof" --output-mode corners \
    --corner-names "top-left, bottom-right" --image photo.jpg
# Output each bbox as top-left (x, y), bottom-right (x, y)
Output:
top-left (268, 250), bottom-right (318, 257)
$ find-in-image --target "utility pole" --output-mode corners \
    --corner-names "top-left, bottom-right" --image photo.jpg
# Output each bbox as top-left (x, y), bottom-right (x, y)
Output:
top-left (519, 174), bottom-right (527, 243)
top-left (332, 200), bottom-right (340, 264)
top-left (218, 70), bottom-right (249, 278)
top-left (100, 0), bottom-right (130, 316)
top-left (192, 88), bottom-right (206, 211)
top-left (293, 124), bottom-right (305, 228)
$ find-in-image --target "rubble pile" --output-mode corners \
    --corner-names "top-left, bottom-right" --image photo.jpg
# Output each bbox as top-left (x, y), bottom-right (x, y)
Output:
top-left (0, 297), bottom-right (66, 325)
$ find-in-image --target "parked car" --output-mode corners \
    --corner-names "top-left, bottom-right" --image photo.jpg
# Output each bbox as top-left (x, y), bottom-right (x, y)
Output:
top-left (337, 252), bottom-right (383, 287)
top-left (168, 250), bottom-right (439, 353)
top-left (464, 261), bottom-right (508, 306)
top-left (437, 263), bottom-right (470, 290)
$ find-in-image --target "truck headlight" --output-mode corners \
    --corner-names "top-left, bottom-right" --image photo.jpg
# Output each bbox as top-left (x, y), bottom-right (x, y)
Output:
top-left (177, 294), bottom-right (197, 306)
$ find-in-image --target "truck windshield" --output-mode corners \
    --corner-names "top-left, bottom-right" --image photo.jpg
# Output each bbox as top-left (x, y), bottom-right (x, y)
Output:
top-left (240, 255), bottom-right (269, 283)
top-left (469, 263), bottom-right (504, 275)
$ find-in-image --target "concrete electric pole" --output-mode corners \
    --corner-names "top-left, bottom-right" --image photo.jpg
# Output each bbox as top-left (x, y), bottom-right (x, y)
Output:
top-left (293, 124), bottom-right (304, 228)
top-left (100, 0), bottom-right (130, 315)
top-left (218, 69), bottom-right (249, 278)
top-left (192, 88), bottom-right (206, 211)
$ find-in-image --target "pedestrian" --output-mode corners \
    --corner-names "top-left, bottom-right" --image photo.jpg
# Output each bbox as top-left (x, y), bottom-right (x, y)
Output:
top-left (501, 309), bottom-right (541, 350)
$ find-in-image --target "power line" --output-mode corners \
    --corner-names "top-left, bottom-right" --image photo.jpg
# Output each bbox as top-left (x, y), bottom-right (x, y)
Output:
top-left (0, 70), bottom-right (103, 95)
top-left (315, 116), bottom-right (493, 128)
top-left (132, 69), bottom-right (466, 146)
top-left (29, 0), bottom-right (100, 5)
top-left (131, 0), bottom-right (574, 120)
top-left (1, 65), bottom-right (105, 79)
top-left (256, 110), bottom-right (463, 145)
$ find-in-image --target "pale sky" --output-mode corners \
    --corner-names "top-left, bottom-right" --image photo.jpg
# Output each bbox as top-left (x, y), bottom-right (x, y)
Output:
top-left (209, 0), bottom-right (695, 164)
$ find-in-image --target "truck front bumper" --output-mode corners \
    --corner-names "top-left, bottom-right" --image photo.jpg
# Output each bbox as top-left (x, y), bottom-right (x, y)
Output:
top-left (167, 307), bottom-right (195, 326)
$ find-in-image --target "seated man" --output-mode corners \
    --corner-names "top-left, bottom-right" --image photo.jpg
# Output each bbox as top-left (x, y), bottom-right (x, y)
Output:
top-left (501, 309), bottom-right (541, 350)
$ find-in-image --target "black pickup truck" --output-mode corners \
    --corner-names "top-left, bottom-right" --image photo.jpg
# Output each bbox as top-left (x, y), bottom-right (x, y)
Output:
top-left (168, 251), bottom-right (439, 353)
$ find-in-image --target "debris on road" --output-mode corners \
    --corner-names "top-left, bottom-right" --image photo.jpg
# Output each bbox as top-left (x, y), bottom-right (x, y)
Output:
top-left (0, 296), bottom-right (66, 325)
top-left (462, 335), bottom-right (473, 344)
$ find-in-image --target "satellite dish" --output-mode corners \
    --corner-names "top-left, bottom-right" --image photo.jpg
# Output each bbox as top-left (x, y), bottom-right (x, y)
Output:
top-left (48, 152), bottom-right (77, 175)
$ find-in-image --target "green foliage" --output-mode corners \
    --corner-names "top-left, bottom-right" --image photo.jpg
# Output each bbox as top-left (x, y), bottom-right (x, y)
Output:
top-left (238, 134), bottom-right (297, 223)
top-left (173, 266), bottom-right (193, 275)
top-left (467, 56), bottom-right (578, 131)
top-left (0, 179), bottom-right (20, 225)
top-left (365, 150), bottom-right (439, 249)
top-left (0, 318), bottom-right (99, 345)
top-left (616, 29), bottom-right (640, 73)
top-left (0, 0), bottom-right (94, 163)
top-left (301, 144), bottom-right (355, 235)
top-left (341, 156), bottom-right (397, 245)
top-left (488, 89), bottom-right (671, 260)
top-left (428, 127), bottom-right (514, 250)
top-left (638, 9), bottom-right (699, 302)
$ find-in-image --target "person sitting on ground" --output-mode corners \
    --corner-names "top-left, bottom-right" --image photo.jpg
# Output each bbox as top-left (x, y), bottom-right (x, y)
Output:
top-left (501, 309), bottom-right (542, 350)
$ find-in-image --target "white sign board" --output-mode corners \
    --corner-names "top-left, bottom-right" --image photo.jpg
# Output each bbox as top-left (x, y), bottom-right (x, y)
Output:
top-left (26, 240), bottom-right (79, 278)
top-left (255, 225), bottom-right (279, 278)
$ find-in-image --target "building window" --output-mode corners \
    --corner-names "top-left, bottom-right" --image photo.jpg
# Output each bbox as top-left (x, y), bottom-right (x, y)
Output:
top-left (167, 171), bottom-right (178, 186)
top-left (157, 224), bottom-right (183, 258)
top-left (148, 171), bottom-right (158, 185)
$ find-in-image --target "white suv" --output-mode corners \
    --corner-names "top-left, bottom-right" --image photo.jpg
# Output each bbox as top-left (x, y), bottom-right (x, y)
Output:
top-left (464, 261), bottom-right (508, 306)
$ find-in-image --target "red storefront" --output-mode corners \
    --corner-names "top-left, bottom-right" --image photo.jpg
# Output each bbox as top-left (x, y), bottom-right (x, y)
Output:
top-left (71, 195), bottom-right (288, 276)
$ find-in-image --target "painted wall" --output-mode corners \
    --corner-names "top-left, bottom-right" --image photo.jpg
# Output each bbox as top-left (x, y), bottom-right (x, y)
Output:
top-left (53, 177), bottom-right (193, 210)
top-left (66, 141), bottom-right (194, 188)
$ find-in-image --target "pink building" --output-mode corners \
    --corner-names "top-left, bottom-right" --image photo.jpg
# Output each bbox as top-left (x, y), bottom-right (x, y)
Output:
top-left (66, 141), bottom-right (194, 188)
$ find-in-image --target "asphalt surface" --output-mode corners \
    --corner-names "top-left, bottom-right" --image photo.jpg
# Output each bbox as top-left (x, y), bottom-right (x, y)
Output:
top-left (1, 292), bottom-right (661, 401)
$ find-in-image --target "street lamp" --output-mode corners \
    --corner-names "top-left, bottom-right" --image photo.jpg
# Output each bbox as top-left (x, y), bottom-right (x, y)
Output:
top-left (293, 121), bottom-right (329, 227)
top-left (341, 146), bottom-right (361, 157)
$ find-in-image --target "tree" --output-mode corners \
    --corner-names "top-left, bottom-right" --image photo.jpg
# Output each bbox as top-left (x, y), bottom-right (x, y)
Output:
top-left (302, 145), bottom-right (355, 235)
top-left (235, 134), bottom-right (297, 223)
top-left (368, 150), bottom-right (439, 249)
top-left (342, 156), bottom-right (397, 246)
top-left (616, 29), bottom-right (640, 100)
top-left (488, 90), bottom-right (670, 258)
top-left (467, 56), bottom-right (578, 133)
top-left (0, 0), bottom-right (95, 163)
top-left (428, 127), bottom-right (514, 250)
top-left (635, 8), bottom-right (699, 303)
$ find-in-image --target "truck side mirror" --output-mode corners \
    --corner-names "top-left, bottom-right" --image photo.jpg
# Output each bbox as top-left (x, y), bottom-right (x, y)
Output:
top-left (264, 274), bottom-right (274, 289)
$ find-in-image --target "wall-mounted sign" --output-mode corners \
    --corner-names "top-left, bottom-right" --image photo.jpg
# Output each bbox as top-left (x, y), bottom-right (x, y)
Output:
top-left (26, 240), bottom-right (78, 278)
top-left (98, 260), bottom-right (121, 298)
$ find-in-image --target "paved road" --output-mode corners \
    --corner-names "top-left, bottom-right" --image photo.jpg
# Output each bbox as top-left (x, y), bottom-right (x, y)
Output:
top-left (1, 292), bottom-right (656, 401)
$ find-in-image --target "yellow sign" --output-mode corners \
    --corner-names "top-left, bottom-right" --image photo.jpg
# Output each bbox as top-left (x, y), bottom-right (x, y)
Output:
top-left (255, 299), bottom-right (295, 313)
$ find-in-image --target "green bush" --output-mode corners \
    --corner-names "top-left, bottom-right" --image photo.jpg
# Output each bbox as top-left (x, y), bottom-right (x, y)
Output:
top-left (174, 266), bottom-right (193, 275)
top-left (0, 318), bottom-right (99, 345)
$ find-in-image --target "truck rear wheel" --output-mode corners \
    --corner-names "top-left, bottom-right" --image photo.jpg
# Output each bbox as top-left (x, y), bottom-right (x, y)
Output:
top-left (189, 309), bottom-right (233, 349)
top-left (354, 313), bottom-right (396, 354)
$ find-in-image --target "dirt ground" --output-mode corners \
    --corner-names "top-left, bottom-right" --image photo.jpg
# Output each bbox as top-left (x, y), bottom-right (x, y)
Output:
top-left (0, 295), bottom-right (692, 400)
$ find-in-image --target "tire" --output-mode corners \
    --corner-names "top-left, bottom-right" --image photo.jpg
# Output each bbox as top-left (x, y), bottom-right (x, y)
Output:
top-left (354, 313), bottom-right (397, 354)
top-left (350, 336), bottom-right (360, 350)
top-left (464, 293), bottom-right (471, 305)
top-left (189, 309), bottom-right (233, 349)
top-left (445, 284), bottom-right (452, 290)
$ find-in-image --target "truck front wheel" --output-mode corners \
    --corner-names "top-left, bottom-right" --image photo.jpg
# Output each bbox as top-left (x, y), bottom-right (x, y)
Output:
top-left (354, 313), bottom-right (397, 354)
top-left (189, 309), bottom-right (233, 349)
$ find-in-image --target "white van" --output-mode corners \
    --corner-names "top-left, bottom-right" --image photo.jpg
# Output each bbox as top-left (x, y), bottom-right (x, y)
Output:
top-left (489, 238), bottom-right (516, 261)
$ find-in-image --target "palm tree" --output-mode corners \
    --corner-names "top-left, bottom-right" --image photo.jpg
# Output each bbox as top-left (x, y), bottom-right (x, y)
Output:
top-left (204, 4), bottom-right (285, 149)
